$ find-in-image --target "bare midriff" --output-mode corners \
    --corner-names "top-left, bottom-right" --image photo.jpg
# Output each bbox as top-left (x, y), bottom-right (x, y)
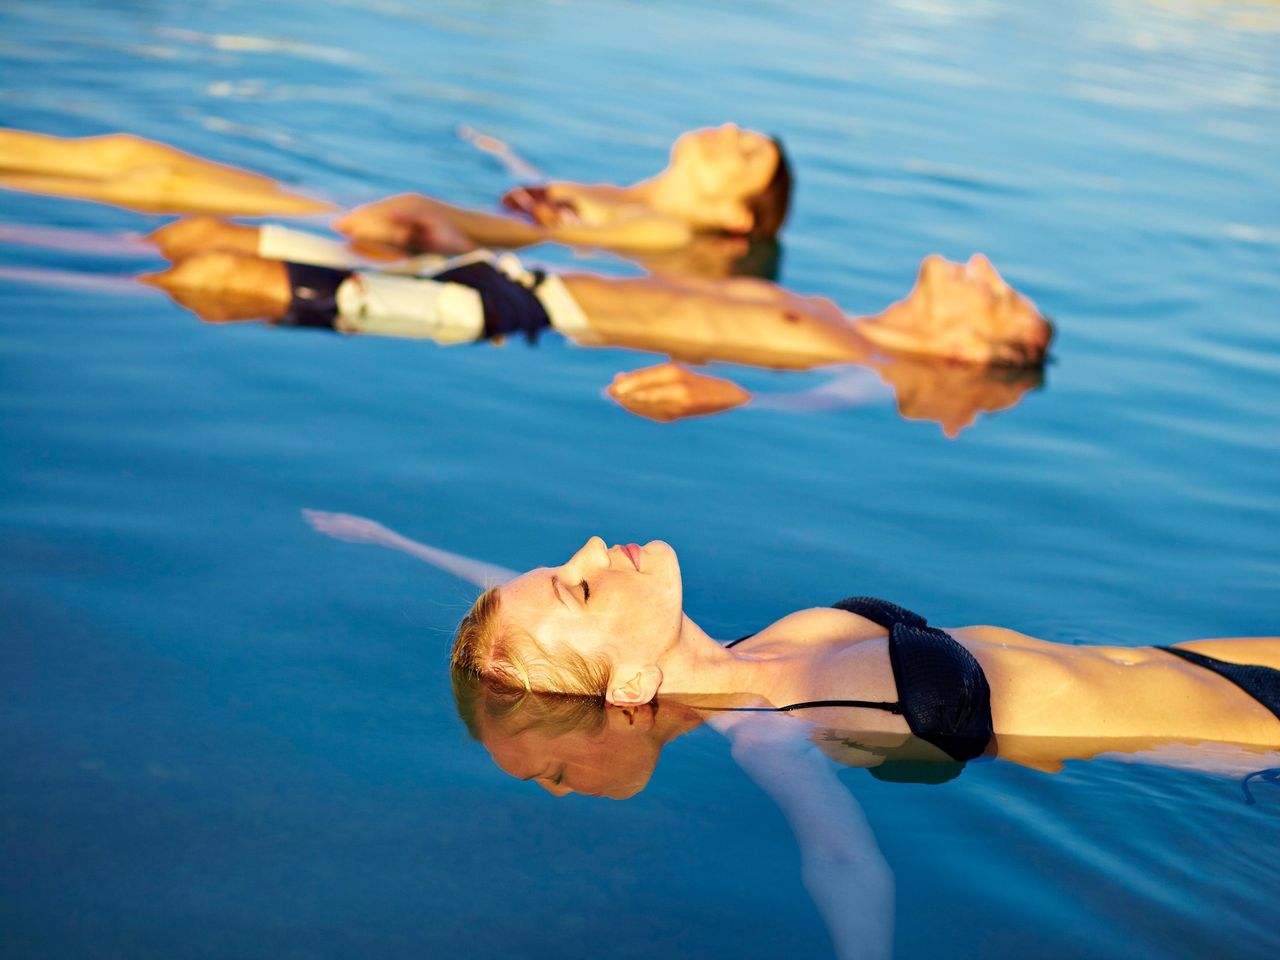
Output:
top-left (951, 626), bottom-right (1280, 744)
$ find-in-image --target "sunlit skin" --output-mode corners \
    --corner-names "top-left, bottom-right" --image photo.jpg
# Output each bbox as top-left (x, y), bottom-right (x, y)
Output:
top-left (139, 221), bottom-right (1053, 431)
top-left (496, 537), bottom-right (1280, 747)
top-left (309, 510), bottom-right (1278, 960)
top-left (0, 126), bottom-right (781, 273)
top-left (333, 123), bottom-right (784, 257)
top-left (0, 129), bottom-right (332, 215)
top-left (478, 700), bottom-right (702, 800)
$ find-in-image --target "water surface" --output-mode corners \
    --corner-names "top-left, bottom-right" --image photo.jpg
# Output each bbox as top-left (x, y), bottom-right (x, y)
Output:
top-left (2, 1), bottom-right (1278, 957)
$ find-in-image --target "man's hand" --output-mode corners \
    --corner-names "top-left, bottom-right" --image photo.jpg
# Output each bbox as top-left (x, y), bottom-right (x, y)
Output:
top-left (147, 216), bottom-right (259, 261)
top-left (606, 361), bottom-right (751, 422)
top-left (500, 185), bottom-right (581, 226)
top-left (334, 194), bottom-right (475, 257)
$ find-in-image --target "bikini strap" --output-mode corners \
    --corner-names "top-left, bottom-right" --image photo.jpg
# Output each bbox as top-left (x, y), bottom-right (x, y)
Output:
top-left (778, 698), bottom-right (904, 715)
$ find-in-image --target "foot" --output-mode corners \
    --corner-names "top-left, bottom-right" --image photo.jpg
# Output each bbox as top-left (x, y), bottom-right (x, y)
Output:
top-left (859, 255), bottom-right (1053, 366)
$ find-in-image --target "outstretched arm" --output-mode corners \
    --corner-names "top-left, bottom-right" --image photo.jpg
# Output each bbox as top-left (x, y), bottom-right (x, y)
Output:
top-left (0, 129), bottom-right (332, 215)
top-left (712, 712), bottom-right (895, 960)
top-left (302, 510), bottom-right (516, 587)
top-left (335, 192), bottom-right (693, 256)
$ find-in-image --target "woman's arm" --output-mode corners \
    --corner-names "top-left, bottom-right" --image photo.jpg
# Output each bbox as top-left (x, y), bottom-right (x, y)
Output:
top-left (712, 712), bottom-right (895, 960)
top-left (301, 510), bottom-right (516, 587)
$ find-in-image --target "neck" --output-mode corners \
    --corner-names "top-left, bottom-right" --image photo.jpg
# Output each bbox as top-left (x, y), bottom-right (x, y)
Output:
top-left (630, 167), bottom-right (729, 231)
top-left (654, 613), bottom-right (784, 704)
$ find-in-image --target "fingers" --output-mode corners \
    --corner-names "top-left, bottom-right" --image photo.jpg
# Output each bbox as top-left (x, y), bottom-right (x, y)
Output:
top-left (607, 362), bottom-right (752, 422)
top-left (607, 361), bottom-right (687, 396)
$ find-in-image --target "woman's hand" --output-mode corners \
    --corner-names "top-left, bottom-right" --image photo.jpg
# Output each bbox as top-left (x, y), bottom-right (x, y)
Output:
top-left (302, 509), bottom-right (404, 548)
top-left (606, 361), bottom-right (751, 422)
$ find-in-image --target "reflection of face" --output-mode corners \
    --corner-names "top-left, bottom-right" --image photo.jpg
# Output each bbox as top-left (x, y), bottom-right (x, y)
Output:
top-left (670, 124), bottom-right (778, 201)
top-left (497, 538), bottom-right (684, 691)
top-left (482, 704), bottom-right (663, 799)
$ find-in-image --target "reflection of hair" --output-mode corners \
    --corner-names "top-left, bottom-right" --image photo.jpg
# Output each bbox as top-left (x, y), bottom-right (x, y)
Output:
top-left (730, 238), bottom-right (783, 281)
top-left (745, 137), bottom-right (792, 240)
top-left (451, 587), bottom-right (611, 696)
top-left (452, 668), bottom-right (607, 742)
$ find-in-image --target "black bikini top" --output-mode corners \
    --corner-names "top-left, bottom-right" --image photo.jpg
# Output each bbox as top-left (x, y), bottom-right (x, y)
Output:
top-left (727, 596), bottom-right (994, 763)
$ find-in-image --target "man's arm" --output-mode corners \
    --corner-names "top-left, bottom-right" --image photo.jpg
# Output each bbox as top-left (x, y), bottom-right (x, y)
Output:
top-left (335, 192), bottom-right (693, 255)
top-left (0, 130), bottom-right (332, 215)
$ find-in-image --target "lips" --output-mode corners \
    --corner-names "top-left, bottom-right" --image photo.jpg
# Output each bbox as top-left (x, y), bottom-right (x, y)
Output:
top-left (621, 543), bottom-right (641, 571)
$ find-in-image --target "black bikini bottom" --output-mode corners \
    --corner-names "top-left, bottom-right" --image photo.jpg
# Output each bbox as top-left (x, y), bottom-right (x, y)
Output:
top-left (1157, 646), bottom-right (1280, 723)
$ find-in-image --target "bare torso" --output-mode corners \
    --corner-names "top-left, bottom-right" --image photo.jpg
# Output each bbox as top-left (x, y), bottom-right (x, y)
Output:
top-left (561, 272), bottom-right (871, 368)
top-left (728, 608), bottom-right (1280, 747)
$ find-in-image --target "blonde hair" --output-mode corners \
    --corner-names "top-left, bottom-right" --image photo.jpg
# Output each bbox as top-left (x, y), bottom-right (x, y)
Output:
top-left (451, 668), bottom-right (607, 743)
top-left (450, 586), bottom-right (610, 697)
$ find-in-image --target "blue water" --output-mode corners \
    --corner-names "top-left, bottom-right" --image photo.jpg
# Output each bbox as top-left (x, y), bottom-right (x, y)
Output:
top-left (2, 1), bottom-right (1278, 957)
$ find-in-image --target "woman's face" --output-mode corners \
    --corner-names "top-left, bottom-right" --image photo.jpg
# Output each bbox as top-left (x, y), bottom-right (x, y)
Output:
top-left (482, 704), bottom-right (664, 799)
top-left (670, 124), bottom-right (779, 202)
top-left (497, 537), bottom-right (684, 690)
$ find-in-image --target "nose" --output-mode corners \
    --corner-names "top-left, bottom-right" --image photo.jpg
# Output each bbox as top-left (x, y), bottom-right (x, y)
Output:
top-left (564, 535), bottom-right (609, 574)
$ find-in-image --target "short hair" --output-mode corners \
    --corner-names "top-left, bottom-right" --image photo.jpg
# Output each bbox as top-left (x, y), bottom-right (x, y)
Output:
top-left (451, 586), bottom-right (610, 697)
top-left (745, 136), bottom-right (792, 240)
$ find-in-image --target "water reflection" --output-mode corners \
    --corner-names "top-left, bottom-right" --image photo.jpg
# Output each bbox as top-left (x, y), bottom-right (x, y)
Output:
top-left (452, 668), bottom-right (1280, 959)
top-left (1, 126), bottom-right (1051, 434)
top-left (455, 674), bottom-right (897, 959)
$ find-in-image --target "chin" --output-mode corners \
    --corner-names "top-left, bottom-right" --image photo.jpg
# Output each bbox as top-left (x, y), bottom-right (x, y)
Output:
top-left (643, 539), bottom-right (681, 579)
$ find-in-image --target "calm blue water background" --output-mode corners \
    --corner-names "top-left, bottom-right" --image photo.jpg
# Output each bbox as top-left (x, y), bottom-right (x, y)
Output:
top-left (2, 1), bottom-right (1278, 957)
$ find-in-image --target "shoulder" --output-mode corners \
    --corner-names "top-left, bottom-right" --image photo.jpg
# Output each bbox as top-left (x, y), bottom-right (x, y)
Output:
top-left (733, 606), bottom-right (889, 653)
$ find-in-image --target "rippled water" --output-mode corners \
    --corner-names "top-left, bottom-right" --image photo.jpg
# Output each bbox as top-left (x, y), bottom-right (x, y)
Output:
top-left (2, 1), bottom-right (1278, 957)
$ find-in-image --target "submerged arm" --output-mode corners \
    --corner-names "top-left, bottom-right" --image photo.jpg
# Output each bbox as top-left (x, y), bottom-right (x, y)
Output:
top-left (712, 713), bottom-right (894, 960)
top-left (302, 510), bottom-right (516, 587)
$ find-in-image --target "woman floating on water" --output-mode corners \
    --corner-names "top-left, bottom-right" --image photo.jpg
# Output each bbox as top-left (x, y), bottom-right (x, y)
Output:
top-left (448, 534), bottom-right (1280, 761)
top-left (303, 511), bottom-right (1279, 958)
top-left (305, 511), bottom-right (1280, 779)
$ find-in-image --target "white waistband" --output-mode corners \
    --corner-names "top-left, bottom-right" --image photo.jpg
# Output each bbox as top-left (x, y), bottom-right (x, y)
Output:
top-left (259, 223), bottom-right (449, 274)
top-left (317, 247), bottom-right (587, 344)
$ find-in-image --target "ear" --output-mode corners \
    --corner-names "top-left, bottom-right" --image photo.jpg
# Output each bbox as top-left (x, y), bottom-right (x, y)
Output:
top-left (719, 200), bottom-right (754, 235)
top-left (606, 665), bottom-right (663, 706)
